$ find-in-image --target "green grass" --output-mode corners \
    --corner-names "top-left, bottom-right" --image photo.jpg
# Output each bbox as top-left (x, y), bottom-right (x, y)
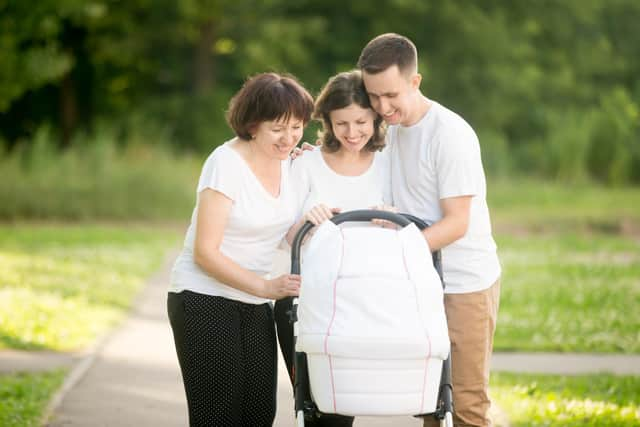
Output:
top-left (0, 369), bottom-right (67, 427)
top-left (491, 372), bottom-right (640, 426)
top-left (494, 232), bottom-right (640, 353)
top-left (488, 178), bottom-right (640, 233)
top-left (0, 224), bottom-right (181, 350)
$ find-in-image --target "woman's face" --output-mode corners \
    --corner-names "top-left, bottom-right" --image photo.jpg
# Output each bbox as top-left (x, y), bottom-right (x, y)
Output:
top-left (329, 103), bottom-right (376, 153)
top-left (252, 116), bottom-right (304, 160)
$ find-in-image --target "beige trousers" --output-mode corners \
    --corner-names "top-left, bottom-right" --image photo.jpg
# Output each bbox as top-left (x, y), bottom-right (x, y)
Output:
top-left (424, 279), bottom-right (501, 427)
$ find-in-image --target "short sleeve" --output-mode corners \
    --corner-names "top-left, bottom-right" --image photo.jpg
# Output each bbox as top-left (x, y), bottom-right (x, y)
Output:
top-left (434, 126), bottom-right (482, 199)
top-left (196, 147), bottom-right (241, 200)
top-left (289, 153), bottom-right (312, 220)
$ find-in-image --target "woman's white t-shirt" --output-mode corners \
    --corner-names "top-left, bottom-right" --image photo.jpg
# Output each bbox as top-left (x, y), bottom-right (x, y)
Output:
top-left (169, 139), bottom-right (298, 304)
top-left (290, 148), bottom-right (391, 218)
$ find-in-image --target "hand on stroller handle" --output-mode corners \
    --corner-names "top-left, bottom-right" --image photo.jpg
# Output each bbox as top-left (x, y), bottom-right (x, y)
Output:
top-left (290, 209), bottom-right (433, 276)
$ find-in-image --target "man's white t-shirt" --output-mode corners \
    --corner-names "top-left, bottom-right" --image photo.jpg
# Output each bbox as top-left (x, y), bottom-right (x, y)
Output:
top-left (387, 101), bottom-right (501, 294)
top-left (169, 138), bottom-right (298, 304)
top-left (290, 148), bottom-right (391, 217)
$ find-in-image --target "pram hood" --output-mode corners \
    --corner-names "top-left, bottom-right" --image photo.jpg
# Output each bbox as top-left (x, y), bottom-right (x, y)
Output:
top-left (296, 221), bottom-right (450, 361)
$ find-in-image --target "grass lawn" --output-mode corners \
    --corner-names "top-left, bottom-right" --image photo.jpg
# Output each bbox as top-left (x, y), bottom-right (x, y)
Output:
top-left (494, 232), bottom-right (640, 353)
top-left (0, 224), bottom-right (181, 351)
top-left (491, 372), bottom-right (640, 426)
top-left (488, 179), bottom-right (640, 234)
top-left (0, 369), bottom-right (67, 427)
top-left (487, 180), bottom-right (640, 353)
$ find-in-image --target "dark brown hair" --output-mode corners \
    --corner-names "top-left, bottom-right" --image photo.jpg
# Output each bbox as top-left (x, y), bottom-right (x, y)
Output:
top-left (226, 72), bottom-right (314, 140)
top-left (357, 33), bottom-right (418, 75)
top-left (314, 70), bottom-right (385, 153)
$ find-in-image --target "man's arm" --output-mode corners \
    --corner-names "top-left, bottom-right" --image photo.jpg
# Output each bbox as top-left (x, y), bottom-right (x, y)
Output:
top-left (422, 195), bottom-right (471, 251)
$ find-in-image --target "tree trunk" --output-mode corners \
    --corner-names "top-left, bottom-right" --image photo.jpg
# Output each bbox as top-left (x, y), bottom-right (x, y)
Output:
top-left (59, 72), bottom-right (77, 148)
top-left (193, 19), bottom-right (216, 94)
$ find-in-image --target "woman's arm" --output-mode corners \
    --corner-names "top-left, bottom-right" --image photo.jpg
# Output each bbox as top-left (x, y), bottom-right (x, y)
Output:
top-left (194, 189), bottom-right (300, 299)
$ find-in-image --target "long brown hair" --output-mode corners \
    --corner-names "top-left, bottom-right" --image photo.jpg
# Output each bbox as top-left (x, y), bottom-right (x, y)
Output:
top-left (313, 70), bottom-right (385, 153)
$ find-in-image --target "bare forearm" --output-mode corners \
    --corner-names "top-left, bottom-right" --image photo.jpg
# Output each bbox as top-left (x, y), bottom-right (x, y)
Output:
top-left (194, 249), bottom-right (267, 298)
top-left (285, 217), bottom-right (306, 245)
top-left (422, 215), bottom-right (467, 251)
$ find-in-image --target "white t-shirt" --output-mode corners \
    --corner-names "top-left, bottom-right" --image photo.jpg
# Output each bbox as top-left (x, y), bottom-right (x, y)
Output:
top-left (387, 101), bottom-right (501, 294)
top-left (169, 139), bottom-right (298, 304)
top-left (290, 148), bottom-right (391, 218)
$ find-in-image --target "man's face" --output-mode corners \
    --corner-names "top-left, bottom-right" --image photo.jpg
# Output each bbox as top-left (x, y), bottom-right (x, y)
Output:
top-left (362, 65), bottom-right (420, 126)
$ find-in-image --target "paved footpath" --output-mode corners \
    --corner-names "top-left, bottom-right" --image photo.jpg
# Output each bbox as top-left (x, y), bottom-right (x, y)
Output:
top-left (1, 251), bottom-right (638, 426)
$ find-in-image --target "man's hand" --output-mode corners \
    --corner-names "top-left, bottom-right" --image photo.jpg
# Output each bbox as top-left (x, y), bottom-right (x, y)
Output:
top-left (290, 142), bottom-right (316, 159)
top-left (371, 204), bottom-right (399, 229)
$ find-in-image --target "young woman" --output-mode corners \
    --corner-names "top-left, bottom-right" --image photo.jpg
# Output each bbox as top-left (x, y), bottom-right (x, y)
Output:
top-left (276, 70), bottom-right (389, 427)
top-left (167, 72), bottom-right (314, 427)
top-left (287, 69), bottom-right (389, 235)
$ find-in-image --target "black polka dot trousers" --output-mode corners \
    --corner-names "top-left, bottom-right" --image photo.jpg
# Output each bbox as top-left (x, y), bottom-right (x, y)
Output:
top-left (168, 290), bottom-right (277, 427)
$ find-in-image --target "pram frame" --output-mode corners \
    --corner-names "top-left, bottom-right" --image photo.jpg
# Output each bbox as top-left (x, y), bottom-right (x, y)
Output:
top-left (275, 209), bottom-right (453, 427)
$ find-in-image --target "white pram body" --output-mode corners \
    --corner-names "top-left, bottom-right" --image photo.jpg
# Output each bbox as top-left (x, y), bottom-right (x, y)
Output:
top-left (295, 220), bottom-right (450, 416)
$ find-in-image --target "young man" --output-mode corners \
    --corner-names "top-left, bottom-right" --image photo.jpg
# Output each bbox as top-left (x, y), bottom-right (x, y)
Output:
top-left (358, 33), bottom-right (501, 427)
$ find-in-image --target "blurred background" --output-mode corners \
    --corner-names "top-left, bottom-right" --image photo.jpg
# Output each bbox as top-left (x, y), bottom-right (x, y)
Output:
top-left (1, 0), bottom-right (639, 220)
top-left (1, 1), bottom-right (639, 426)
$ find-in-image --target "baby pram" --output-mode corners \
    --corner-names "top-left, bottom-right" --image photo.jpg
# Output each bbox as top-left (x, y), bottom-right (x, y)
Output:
top-left (275, 210), bottom-right (454, 427)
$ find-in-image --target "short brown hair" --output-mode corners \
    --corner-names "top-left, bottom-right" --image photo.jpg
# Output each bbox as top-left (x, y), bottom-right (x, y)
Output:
top-left (226, 73), bottom-right (314, 140)
top-left (357, 33), bottom-right (418, 75)
top-left (314, 70), bottom-right (385, 153)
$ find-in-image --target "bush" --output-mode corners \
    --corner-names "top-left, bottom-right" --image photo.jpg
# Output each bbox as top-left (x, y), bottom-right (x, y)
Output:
top-left (587, 87), bottom-right (640, 186)
top-left (0, 125), bottom-right (200, 220)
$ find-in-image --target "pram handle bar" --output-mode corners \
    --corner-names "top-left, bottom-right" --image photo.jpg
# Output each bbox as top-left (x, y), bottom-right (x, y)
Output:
top-left (291, 209), bottom-right (425, 275)
top-left (291, 210), bottom-right (443, 283)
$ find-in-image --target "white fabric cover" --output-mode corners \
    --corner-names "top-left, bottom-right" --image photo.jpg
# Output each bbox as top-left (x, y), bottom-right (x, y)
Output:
top-left (296, 221), bottom-right (450, 416)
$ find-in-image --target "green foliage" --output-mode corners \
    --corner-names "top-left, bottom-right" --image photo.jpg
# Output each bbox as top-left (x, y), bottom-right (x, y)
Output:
top-left (0, 224), bottom-right (180, 350)
top-left (0, 369), bottom-right (67, 427)
top-left (588, 88), bottom-right (640, 186)
top-left (0, 125), bottom-right (199, 220)
top-left (1, 0), bottom-right (640, 181)
top-left (491, 373), bottom-right (640, 426)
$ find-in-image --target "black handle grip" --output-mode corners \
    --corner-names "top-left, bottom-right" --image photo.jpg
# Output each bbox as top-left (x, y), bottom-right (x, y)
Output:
top-left (290, 209), bottom-right (427, 275)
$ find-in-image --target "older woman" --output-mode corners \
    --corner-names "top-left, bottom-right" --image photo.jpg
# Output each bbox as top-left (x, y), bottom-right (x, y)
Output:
top-left (168, 72), bottom-right (314, 427)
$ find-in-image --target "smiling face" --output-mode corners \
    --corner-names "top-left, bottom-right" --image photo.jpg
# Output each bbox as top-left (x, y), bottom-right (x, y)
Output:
top-left (329, 103), bottom-right (376, 154)
top-left (362, 64), bottom-right (422, 126)
top-left (252, 116), bottom-right (304, 160)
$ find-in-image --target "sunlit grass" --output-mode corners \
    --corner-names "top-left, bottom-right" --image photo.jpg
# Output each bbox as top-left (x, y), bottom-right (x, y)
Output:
top-left (0, 369), bottom-right (67, 427)
top-left (0, 224), bottom-right (181, 350)
top-left (494, 232), bottom-right (640, 353)
top-left (491, 373), bottom-right (640, 426)
top-left (488, 179), bottom-right (640, 233)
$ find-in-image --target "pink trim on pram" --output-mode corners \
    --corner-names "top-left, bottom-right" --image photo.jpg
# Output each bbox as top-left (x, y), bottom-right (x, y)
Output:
top-left (323, 228), bottom-right (345, 413)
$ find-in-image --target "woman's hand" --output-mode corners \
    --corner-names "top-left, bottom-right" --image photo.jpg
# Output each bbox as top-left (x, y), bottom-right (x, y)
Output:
top-left (263, 274), bottom-right (301, 299)
top-left (304, 204), bottom-right (341, 225)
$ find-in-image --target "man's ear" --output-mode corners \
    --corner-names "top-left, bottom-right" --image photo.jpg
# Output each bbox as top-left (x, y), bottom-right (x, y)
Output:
top-left (411, 72), bottom-right (422, 90)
